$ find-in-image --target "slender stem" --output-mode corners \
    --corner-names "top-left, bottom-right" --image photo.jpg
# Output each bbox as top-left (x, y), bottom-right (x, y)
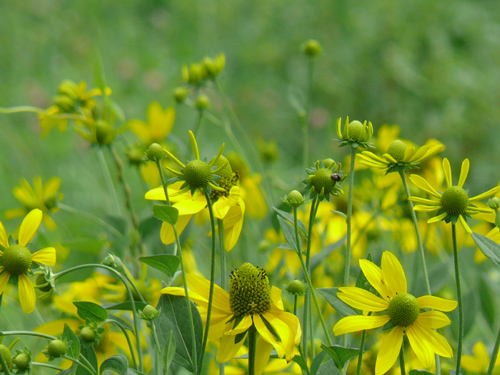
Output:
top-left (356, 330), bottom-right (367, 375)
top-left (79, 354), bottom-right (99, 375)
top-left (452, 223), bottom-right (463, 374)
top-left (97, 147), bottom-right (121, 215)
top-left (105, 319), bottom-right (138, 369)
top-left (58, 203), bottom-right (123, 238)
top-left (151, 320), bottom-right (162, 375)
top-left (31, 362), bottom-right (64, 371)
top-left (218, 218), bottom-right (227, 290)
top-left (0, 349), bottom-right (11, 375)
top-left (193, 110), bottom-right (204, 137)
top-left (199, 192), bottom-right (218, 373)
top-left (345, 147), bottom-right (356, 287)
top-left (0, 331), bottom-right (57, 340)
top-left (399, 171), bottom-right (432, 295)
top-left (53, 264), bottom-right (143, 371)
top-left (487, 324), bottom-right (500, 375)
top-left (302, 58), bottom-right (314, 170)
top-left (62, 356), bottom-right (96, 375)
top-left (247, 325), bottom-right (257, 375)
top-left (399, 344), bottom-right (406, 375)
top-left (0, 106), bottom-right (45, 114)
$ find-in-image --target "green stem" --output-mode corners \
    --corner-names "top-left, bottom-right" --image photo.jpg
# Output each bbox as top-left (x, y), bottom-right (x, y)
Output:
top-left (302, 58), bottom-right (314, 170)
top-left (0, 331), bottom-right (57, 340)
top-left (97, 147), bottom-right (121, 215)
top-left (193, 110), bottom-right (204, 137)
top-left (105, 319), bottom-right (138, 370)
top-left (0, 349), bottom-right (11, 375)
top-left (356, 330), bottom-right (367, 375)
top-left (399, 171), bottom-right (432, 295)
top-left (31, 362), bottom-right (64, 371)
top-left (487, 324), bottom-right (500, 375)
top-left (399, 344), bottom-right (406, 375)
top-left (218, 218), bottom-right (227, 290)
top-left (345, 147), bottom-right (356, 287)
top-left (199, 192), bottom-right (218, 374)
top-left (53, 264), bottom-right (143, 371)
top-left (247, 325), bottom-right (257, 375)
top-left (452, 223), bottom-right (463, 374)
top-left (0, 106), bottom-right (45, 114)
top-left (151, 320), bottom-right (162, 375)
top-left (58, 203), bottom-right (123, 238)
top-left (62, 356), bottom-right (97, 375)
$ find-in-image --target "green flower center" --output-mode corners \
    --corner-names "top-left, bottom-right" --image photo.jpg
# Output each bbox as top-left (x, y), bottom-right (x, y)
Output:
top-left (229, 263), bottom-right (271, 317)
top-left (183, 160), bottom-right (212, 189)
top-left (347, 121), bottom-right (364, 142)
top-left (2, 244), bottom-right (32, 275)
top-left (210, 155), bottom-right (238, 199)
top-left (441, 186), bottom-right (469, 216)
top-left (387, 140), bottom-right (407, 162)
top-left (388, 293), bottom-right (420, 327)
top-left (309, 168), bottom-right (337, 195)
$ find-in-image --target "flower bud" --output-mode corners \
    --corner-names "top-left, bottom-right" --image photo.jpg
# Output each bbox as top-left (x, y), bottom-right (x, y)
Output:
top-left (102, 253), bottom-right (126, 274)
top-left (286, 279), bottom-right (306, 296)
top-left (173, 87), bottom-right (189, 103)
top-left (195, 94), bottom-right (211, 111)
top-left (126, 146), bottom-right (146, 167)
top-left (203, 57), bottom-right (217, 78)
top-left (145, 143), bottom-right (166, 162)
top-left (95, 120), bottom-right (115, 146)
top-left (284, 190), bottom-right (305, 208)
top-left (140, 305), bottom-right (160, 320)
top-left (35, 273), bottom-right (53, 293)
top-left (488, 197), bottom-right (500, 210)
top-left (58, 80), bottom-right (79, 101)
top-left (54, 95), bottom-right (75, 113)
top-left (47, 340), bottom-right (67, 358)
top-left (0, 345), bottom-right (13, 372)
top-left (13, 353), bottom-right (31, 371)
top-left (80, 326), bottom-right (97, 343)
top-left (302, 40), bottom-right (322, 57)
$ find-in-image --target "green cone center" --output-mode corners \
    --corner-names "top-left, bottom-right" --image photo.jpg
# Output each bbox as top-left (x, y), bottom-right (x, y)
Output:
top-left (387, 140), bottom-right (407, 162)
top-left (210, 155), bottom-right (237, 199)
top-left (183, 160), bottom-right (212, 189)
top-left (388, 293), bottom-right (420, 327)
top-left (310, 168), bottom-right (336, 195)
top-left (441, 186), bottom-right (469, 216)
top-left (229, 263), bottom-right (271, 317)
top-left (347, 121), bottom-right (364, 142)
top-left (2, 244), bottom-right (32, 275)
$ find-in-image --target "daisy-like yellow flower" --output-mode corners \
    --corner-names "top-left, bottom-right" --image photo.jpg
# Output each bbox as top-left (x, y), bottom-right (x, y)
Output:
top-left (359, 139), bottom-right (444, 174)
top-left (127, 102), bottom-right (175, 146)
top-left (0, 209), bottom-right (56, 313)
top-left (4, 176), bottom-right (63, 231)
top-left (162, 264), bottom-right (301, 375)
top-left (409, 158), bottom-right (500, 234)
top-left (333, 251), bottom-right (457, 375)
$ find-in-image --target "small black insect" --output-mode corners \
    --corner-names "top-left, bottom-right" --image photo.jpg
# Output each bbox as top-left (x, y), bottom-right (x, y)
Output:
top-left (331, 173), bottom-right (342, 181)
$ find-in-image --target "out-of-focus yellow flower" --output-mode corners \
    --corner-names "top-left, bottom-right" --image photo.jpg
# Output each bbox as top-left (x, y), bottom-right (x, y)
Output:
top-left (127, 102), bottom-right (175, 146)
top-left (462, 341), bottom-right (500, 374)
top-left (5, 176), bottom-right (63, 231)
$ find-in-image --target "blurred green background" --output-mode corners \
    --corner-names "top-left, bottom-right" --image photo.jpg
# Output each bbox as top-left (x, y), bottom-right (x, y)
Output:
top-left (2, 0), bottom-right (500, 222)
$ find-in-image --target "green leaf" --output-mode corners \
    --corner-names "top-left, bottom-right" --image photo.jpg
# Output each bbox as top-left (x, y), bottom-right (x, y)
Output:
top-left (310, 351), bottom-right (327, 375)
top-left (100, 354), bottom-right (128, 375)
top-left (139, 254), bottom-right (180, 278)
top-left (409, 371), bottom-right (434, 375)
top-left (330, 210), bottom-right (347, 220)
top-left (74, 301), bottom-right (108, 323)
top-left (155, 294), bottom-right (203, 373)
top-left (77, 344), bottom-right (98, 375)
top-left (161, 330), bottom-right (176, 373)
top-left (277, 215), bottom-right (301, 253)
top-left (153, 205), bottom-right (179, 226)
top-left (103, 301), bottom-right (148, 312)
top-left (274, 207), bottom-right (307, 234)
top-left (317, 288), bottom-right (357, 316)
top-left (478, 275), bottom-right (496, 325)
top-left (106, 315), bottom-right (134, 332)
top-left (321, 344), bottom-right (359, 370)
top-left (472, 232), bottom-right (500, 268)
top-left (291, 355), bottom-right (308, 373)
top-left (317, 358), bottom-right (341, 375)
top-left (62, 324), bottom-right (81, 359)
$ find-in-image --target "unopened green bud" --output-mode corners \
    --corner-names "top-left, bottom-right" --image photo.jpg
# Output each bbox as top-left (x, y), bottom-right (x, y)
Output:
top-left (102, 253), bottom-right (126, 274)
top-left (95, 121), bottom-right (114, 146)
top-left (126, 146), bottom-right (146, 166)
top-left (488, 197), bottom-right (500, 210)
top-left (302, 40), bottom-right (322, 57)
top-left (195, 94), bottom-right (211, 111)
top-left (35, 273), bottom-right (53, 293)
top-left (14, 353), bottom-right (30, 371)
top-left (322, 158), bottom-right (336, 170)
top-left (284, 190), bottom-right (305, 208)
top-left (174, 87), bottom-right (189, 103)
top-left (145, 143), bottom-right (165, 162)
top-left (0, 345), bottom-right (13, 372)
top-left (140, 305), bottom-right (160, 320)
top-left (58, 80), bottom-right (79, 101)
top-left (203, 57), bottom-right (217, 78)
top-left (80, 326), bottom-right (97, 343)
top-left (286, 280), bottom-right (306, 296)
top-left (47, 340), bottom-right (67, 358)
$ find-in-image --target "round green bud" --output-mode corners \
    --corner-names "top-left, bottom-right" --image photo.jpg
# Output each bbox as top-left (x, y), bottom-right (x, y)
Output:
top-left (0, 345), bottom-right (13, 372)
top-left (211, 155), bottom-right (233, 181)
top-left (2, 245), bottom-right (32, 276)
top-left (13, 353), bottom-right (30, 371)
top-left (229, 263), bottom-right (271, 317)
top-left (95, 121), bottom-right (114, 146)
top-left (308, 168), bottom-right (338, 195)
top-left (302, 40), bottom-right (322, 57)
top-left (488, 197), bottom-right (500, 210)
top-left (285, 190), bottom-right (305, 208)
top-left (184, 160), bottom-right (212, 189)
top-left (346, 121), bottom-right (366, 142)
top-left (322, 158), bottom-right (336, 169)
top-left (36, 273), bottom-right (53, 293)
top-left (195, 94), bottom-right (211, 111)
top-left (387, 140), bottom-right (407, 162)
top-left (80, 326), bottom-right (97, 343)
top-left (173, 87), bottom-right (189, 103)
top-left (388, 293), bottom-right (420, 327)
top-left (441, 186), bottom-right (469, 216)
top-left (47, 340), bottom-right (67, 358)
top-left (141, 305), bottom-right (159, 320)
top-left (145, 143), bottom-right (165, 162)
top-left (203, 57), bottom-right (217, 77)
top-left (286, 280), bottom-right (306, 296)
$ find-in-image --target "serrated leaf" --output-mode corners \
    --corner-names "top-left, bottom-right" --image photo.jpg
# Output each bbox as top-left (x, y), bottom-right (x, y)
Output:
top-left (74, 301), bottom-right (108, 323)
top-left (139, 255), bottom-right (180, 278)
top-left (321, 344), bottom-right (359, 370)
top-left (317, 288), bottom-right (357, 316)
top-left (103, 301), bottom-right (148, 312)
top-left (62, 324), bottom-right (81, 359)
top-left (277, 215), bottom-right (301, 253)
top-left (155, 294), bottom-right (203, 372)
top-left (100, 354), bottom-right (128, 375)
top-left (409, 370), bottom-right (434, 375)
top-left (153, 205), bottom-right (179, 226)
top-left (161, 330), bottom-right (176, 373)
top-left (472, 232), bottom-right (500, 268)
top-left (478, 275), bottom-right (496, 325)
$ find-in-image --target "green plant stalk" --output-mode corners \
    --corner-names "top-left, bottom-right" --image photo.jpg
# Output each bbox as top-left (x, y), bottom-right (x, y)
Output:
top-left (157, 161), bottom-right (198, 373)
top-left (53, 264), bottom-right (143, 372)
top-left (487, 324), bottom-right (500, 375)
top-left (199, 192), bottom-right (218, 374)
top-left (302, 58), bottom-right (314, 170)
top-left (62, 356), bottom-right (97, 375)
top-left (106, 319), bottom-right (138, 369)
top-left (151, 320), bottom-right (162, 375)
top-left (0, 331), bottom-right (57, 340)
top-left (399, 344), bottom-right (406, 375)
top-left (356, 330), bottom-right (367, 375)
top-left (345, 147), bottom-right (356, 287)
top-left (31, 362), bottom-right (64, 371)
top-left (452, 223), bottom-right (463, 374)
top-left (79, 353), bottom-right (99, 375)
top-left (194, 109), bottom-right (204, 137)
top-left (97, 147), bottom-right (122, 215)
top-left (58, 203), bottom-right (123, 238)
top-left (247, 325), bottom-right (257, 375)
top-left (0, 349), bottom-right (11, 375)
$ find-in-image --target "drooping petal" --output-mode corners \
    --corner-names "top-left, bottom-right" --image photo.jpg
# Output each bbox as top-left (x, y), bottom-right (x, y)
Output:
top-left (263, 309), bottom-right (301, 360)
top-left (186, 273), bottom-right (230, 312)
top-left (160, 215), bottom-right (192, 245)
top-left (33, 318), bottom-right (81, 335)
top-left (442, 158), bottom-right (452, 188)
top-left (406, 323), bottom-right (435, 369)
top-left (409, 174), bottom-right (442, 199)
top-left (409, 197), bottom-right (441, 206)
top-left (410, 145), bottom-right (430, 163)
top-left (411, 320), bottom-right (453, 358)
top-left (44, 177), bottom-right (62, 197)
top-left (225, 315), bottom-right (253, 335)
top-left (416, 311), bottom-right (451, 329)
top-left (333, 315), bottom-right (390, 336)
top-left (383, 153), bottom-right (398, 164)
top-left (0, 270), bottom-right (11, 294)
top-left (337, 287), bottom-right (389, 312)
top-left (224, 201), bottom-right (245, 251)
top-left (18, 273), bottom-right (37, 313)
top-left (32, 247), bottom-right (57, 266)
top-left (472, 342), bottom-right (490, 369)
top-left (412, 204), bottom-right (441, 212)
top-left (458, 159), bottom-right (470, 188)
top-left (427, 212), bottom-right (448, 223)
top-left (19, 209), bottom-right (43, 246)
top-left (0, 221), bottom-right (8, 248)
top-left (254, 314), bottom-right (285, 358)
top-left (458, 215), bottom-right (472, 234)
top-left (375, 326), bottom-right (404, 375)
top-left (381, 251), bottom-right (407, 295)
top-left (469, 186), bottom-right (500, 202)
top-left (359, 259), bottom-right (392, 301)
top-left (254, 337), bottom-right (274, 375)
top-left (270, 286), bottom-right (284, 311)
top-left (417, 295), bottom-right (457, 311)
top-left (360, 151), bottom-right (388, 164)
top-left (213, 196), bottom-right (232, 220)
top-left (217, 327), bottom-right (247, 363)
top-left (174, 194), bottom-right (207, 215)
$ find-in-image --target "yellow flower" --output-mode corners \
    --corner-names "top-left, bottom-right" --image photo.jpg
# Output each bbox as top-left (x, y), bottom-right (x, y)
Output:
top-left (359, 139), bottom-right (444, 174)
top-left (4, 176), bottom-right (63, 231)
top-left (0, 209), bottom-right (56, 313)
top-left (333, 251), bottom-right (457, 375)
top-left (162, 264), bottom-right (301, 375)
top-left (409, 158), bottom-right (500, 234)
top-left (127, 102), bottom-right (175, 146)
top-left (462, 341), bottom-right (500, 374)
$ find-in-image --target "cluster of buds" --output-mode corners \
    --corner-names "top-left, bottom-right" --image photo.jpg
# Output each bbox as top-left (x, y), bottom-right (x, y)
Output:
top-left (182, 53), bottom-right (225, 85)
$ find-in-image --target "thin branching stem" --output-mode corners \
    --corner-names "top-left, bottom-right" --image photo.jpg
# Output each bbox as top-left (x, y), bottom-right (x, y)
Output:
top-left (452, 223), bottom-right (463, 374)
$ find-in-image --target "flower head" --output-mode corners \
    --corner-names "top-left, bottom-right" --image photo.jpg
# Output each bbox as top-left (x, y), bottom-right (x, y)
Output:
top-left (409, 158), bottom-right (500, 234)
top-left (162, 264), bottom-right (300, 375)
top-left (0, 209), bottom-right (56, 313)
top-left (333, 251), bottom-right (457, 375)
top-left (335, 117), bottom-right (373, 149)
top-left (304, 159), bottom-right (345, 201)
top-left (127, 102), bottom-right (175, 146)
top-left (359, 139), bottom-right (444, 174)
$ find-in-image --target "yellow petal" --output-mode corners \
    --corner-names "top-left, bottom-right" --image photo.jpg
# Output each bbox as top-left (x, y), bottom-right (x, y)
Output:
top-left (217, 324), bottom-right (247, 363)
top-left (469, 186), bottom-right (500, 202)
top-left (19, 209), bottom-right (43, 246)
top-left (458, 159), bottom-right (470, 188)
top-left (403, 146), bottom-right (416, 162)
top-left (270, 286), bottom-right (284, 311)
top-left (359, 259), bottom-right (392, 300)
top-left (409, 174), bottom-right (442, 199)
top-left (333, 315), bottom-right (390, 336)
top-left (186, 273), bottom-right (230, 313)
top-left (263, 309), bottom-right (300, 360)
top-left (409, 145), bottom-right (429, 163)
top-left (174, 194), bottom-right (207, 215)
top-left (128, 119), bottom-right (151, 144)
top-left (409, 197), bottom-right (441, 206)
top-left (459, 215), bottom-right (472, 234)
top-left (0, 270), bottom-right (11, 295)
top-left (224, 202), bottom-right (244, 251)
top-left (442, 158), bottom-right (452, 188)
top-left (375, 326), bottom-right (404, 375)
top-left (473, 341), bottom-right (490, 368)
top-left (254, 337), bottom-right (274, 375)
top-left (3, 208), bottom-right (26, 220)
top-left (412, 320), bottom-right (453, 358)
top-left (406, 323), bottom-right (435, 368)
top-left (213, 196), bottom-right (231, 220)
top-left (427, 212), bottom-right (448, 223)
top-left (34, 318), bottom-right (82, 335)
top-left (44, 177), bottom-right (61, 197)
top-left (337, 287), bottom-right (389, 312)
top-left (381, 251), bottom-right (407, 295)
top-left (32, 247), bottom-right (57, 266)
top-left (0, 220), bottom-right (8, 248)
top-left (160, 215), bottom-right (192, 245)
top-left (254, 314), bottom-right (285, 358)
top-left (18, 273), bottom-right (37, 313)
top-left (461, 354), bottom-right (483, 373)
top-left (417, 295), bottom-right (457, 312)
top-left (416, 311), bottom-right (451, 329)
top-left (225, 315), bottom-right (252, 335)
